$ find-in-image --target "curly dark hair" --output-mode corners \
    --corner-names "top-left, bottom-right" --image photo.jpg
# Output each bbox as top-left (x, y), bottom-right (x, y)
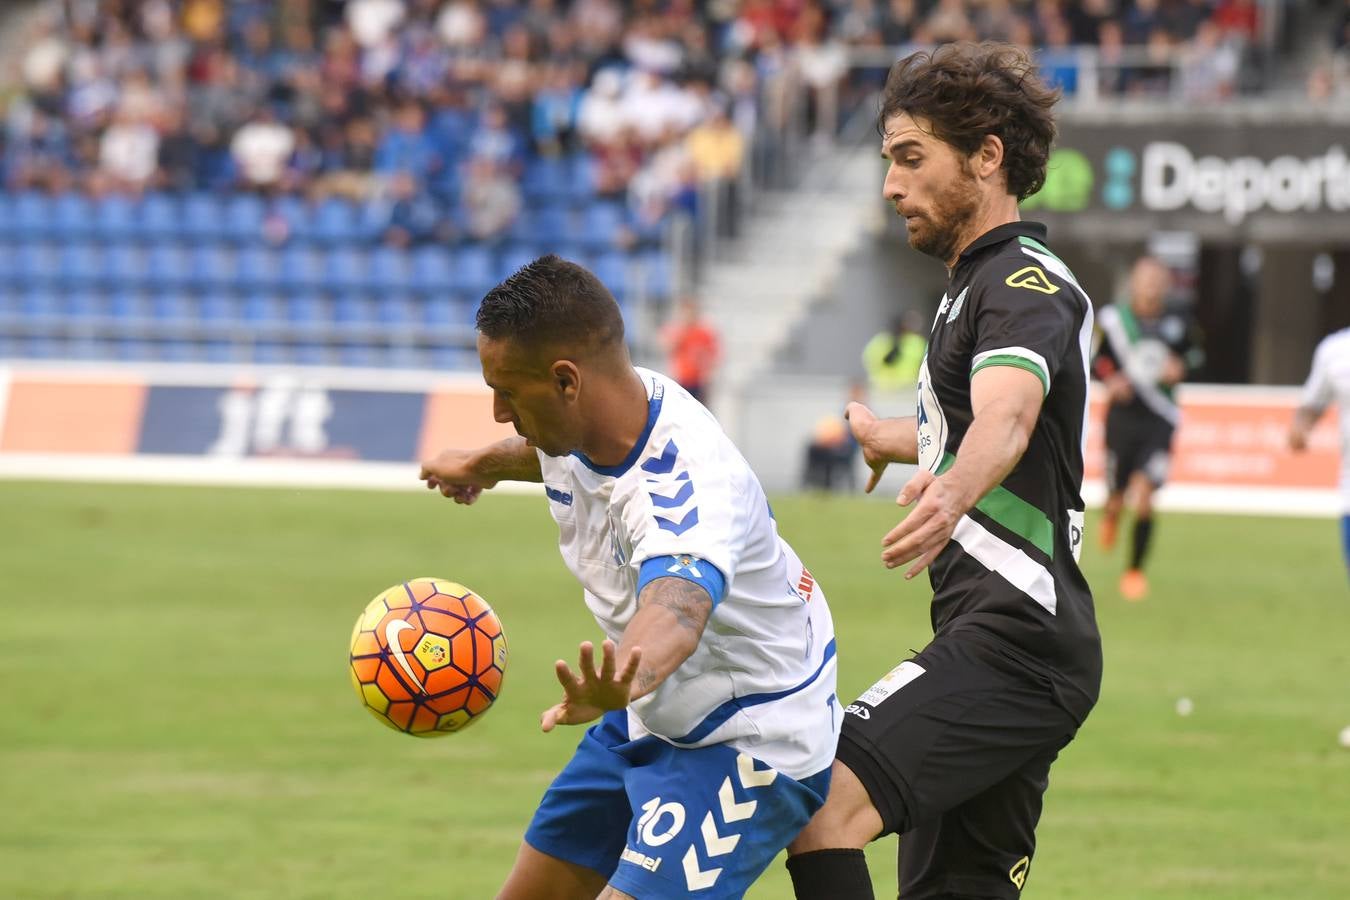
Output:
top-left (476, 254), bottom-right (625, 352)
top-left (878, 42), bottom-right (1060, 201)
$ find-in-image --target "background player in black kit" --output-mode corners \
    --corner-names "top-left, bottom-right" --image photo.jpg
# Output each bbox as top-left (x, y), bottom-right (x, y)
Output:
top-left (784, 42), bottom-right (1101, 900)
top-left (1093, 255), bottom-right (1204, 601)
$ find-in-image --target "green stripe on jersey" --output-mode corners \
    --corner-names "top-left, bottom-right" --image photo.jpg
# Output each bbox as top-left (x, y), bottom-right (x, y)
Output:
top-left (1018, 236), bottom-right (1064, 266)
top-left (937, 452), bottom-right (1055, 558)
top-left (970, 354), bottom-right (1049, 395)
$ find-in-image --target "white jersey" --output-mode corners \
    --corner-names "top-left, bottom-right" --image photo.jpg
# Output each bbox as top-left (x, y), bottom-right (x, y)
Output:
top-left (537, 368), bottom-right (840, 780)
top-left (1301, 328), bottom-right (1350, 511)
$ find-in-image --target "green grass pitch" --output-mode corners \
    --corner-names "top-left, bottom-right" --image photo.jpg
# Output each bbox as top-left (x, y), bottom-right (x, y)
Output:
top-left (2, 481), bottom-right (1348, 898)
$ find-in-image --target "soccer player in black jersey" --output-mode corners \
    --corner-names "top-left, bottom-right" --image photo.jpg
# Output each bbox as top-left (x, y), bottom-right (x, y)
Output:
top-left (785, 43), bottom-right (1101, 900)
top-left (1093, 255), bottom-right (1204, 601)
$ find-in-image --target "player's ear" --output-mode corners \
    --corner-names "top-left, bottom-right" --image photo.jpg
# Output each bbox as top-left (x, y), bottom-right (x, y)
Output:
top-left (552, 360), bottom-right (580, 399)
top-left (974, 134), bottom-right (1004, 182)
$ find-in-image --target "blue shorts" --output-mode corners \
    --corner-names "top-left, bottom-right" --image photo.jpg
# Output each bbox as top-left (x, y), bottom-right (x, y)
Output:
top-left (524, 711), bottom-right (831, 899)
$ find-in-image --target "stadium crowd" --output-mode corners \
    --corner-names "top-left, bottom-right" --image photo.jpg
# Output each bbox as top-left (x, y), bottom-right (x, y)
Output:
top-left (3, 0), bottom-right (1279, 226)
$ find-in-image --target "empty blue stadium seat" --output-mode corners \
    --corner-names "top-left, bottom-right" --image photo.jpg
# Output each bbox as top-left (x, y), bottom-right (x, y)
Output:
top-left (151, 291), bottom-right (193, 320)
top-left (580, 203), bottom-right (627, 250)
top-left (589, 251), bottom-right (630, 302)
top-left (566, 155), bottom-right (597, 202)
top-left (200, 293), bottom-right (237, 322)
top-left (138, 193), bottom-right (179, 240)
top-left (204, 340), bottom-right (234, 363)
top-left (451, 245), bottom-right (497, 296)
top-left (103, 243), bottom-right (147, 287)
top-left (26, 336), bottom-right (63, 358)
top-left (243, 294), bottom-right (282, 322)
top-left (189, 245), bottom-right (235, 290)
top-left (235, 246), bottom-right (281, 290)
top-left (161, 340), bottom-right (198, 362)
top-left (339, 343), bottom-right (380, 367)
top-left (181, 193), bottom-right (224, 241)
top-left (293, 342), bottom-right (328, 366)
top-left (109, 289), bottom-right (149, 319)
top-left (524, 205), bottom-right (573, 247)
top-left (223, 194), bottom-right (265, 243)
top-left (498, 245), bottom-right (538, 278)
top-left (58, 243), bottom-right (103, 289)
top-left (522, 157), bottom-right (570, 203)
top-left (146, 244), bottom-right (192, 289)
top-left (369, 246), bottom-right (413, 291)
top-left (377, 295), bottom-right (412, 325)
top-left (333, 294), bottom-right (374, 325)
top-left (287, 294), bottom-right (327, 324)
top-left (16, 242), bottom-right (59, 286)
top-left (116, 339), bottom-right (154, 361)
top-left (428, 344), bottom-right (475, 370)
top-left (312, 199), bottom-right (361, 245)
top-left (65, 292), bottom-right (105, 319)
top-left (633, 251), bottom-right (672, 300)
top-left (93, 195), bottom-right (136, 242)
top-left (279, 246), bottom-right (325, 291)
top-left (52, 193), bottom-right (94, 240)
top-left (411, 246), bottom-right (455, 295)
top-left (21, 288), bottom-right (59, 318)
top-left (11, 193), bottom-right (52, 238)
top-left (326, 247), bottom-right (369, 292)
top-left (253, 341), bottom-right (288, 364)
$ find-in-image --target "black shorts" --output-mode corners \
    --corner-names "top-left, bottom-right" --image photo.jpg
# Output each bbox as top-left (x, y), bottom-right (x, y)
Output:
top-left (837, 632), bottom-right (1080, 900)
top-left (1104, 407), bottom-right (1175, 492)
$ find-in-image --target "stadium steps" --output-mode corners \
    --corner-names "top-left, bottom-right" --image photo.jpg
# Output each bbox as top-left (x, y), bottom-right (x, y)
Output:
top-left (701, 144), bottom-right (881, 427)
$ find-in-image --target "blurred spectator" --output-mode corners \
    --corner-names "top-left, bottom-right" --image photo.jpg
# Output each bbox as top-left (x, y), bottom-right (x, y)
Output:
top-left (383, 170), bottom-right (454, 247)
top-left (97, 109), bottom-right (160, 192)
top-left (231, 108), bottom-right (296, 191)
top-left (686, 103), bottom-right (745, 184)
top-left (862, 312), bottom-right (927, 394)
top-left (660, 297), bottom-right (720, 404)
top-left (462, 157), bottom-right (522, 242)
top-left (801, 380), bottom-right (868, 493)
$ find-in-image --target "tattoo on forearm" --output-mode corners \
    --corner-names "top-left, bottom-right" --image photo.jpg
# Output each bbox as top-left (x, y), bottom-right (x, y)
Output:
top-left (634, 668), bottom-right (657, 693)
top-left (642, 578), bottom-right (712, 635)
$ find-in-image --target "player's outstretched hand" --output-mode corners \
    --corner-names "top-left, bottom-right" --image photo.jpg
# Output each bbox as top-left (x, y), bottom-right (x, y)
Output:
top-left (418, 448), bottom-right (497, 504)
top-left (540, 640), bottom-right (642, 733)
top-left (881, 469), bottom-right (963, 579)
top-left (845, 401), bottom-right (890, 494)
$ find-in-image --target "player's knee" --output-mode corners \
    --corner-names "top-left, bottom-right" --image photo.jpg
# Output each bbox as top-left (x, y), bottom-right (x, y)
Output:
top-left (788, 760), bottom-right (882, 853)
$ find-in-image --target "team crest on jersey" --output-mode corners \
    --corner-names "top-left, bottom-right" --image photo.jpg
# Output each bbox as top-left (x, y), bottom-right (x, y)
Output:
top-left (945, 286), bottom-right (970, 323)
top-left (1004, 266), bottom-right (1059, 294)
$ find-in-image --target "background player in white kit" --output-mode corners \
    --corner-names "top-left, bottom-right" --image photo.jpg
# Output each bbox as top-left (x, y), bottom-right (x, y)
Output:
top-left (1290, 326), bottom-right (1350, 581)
top-left (419, 255), bottom-right (841, 900)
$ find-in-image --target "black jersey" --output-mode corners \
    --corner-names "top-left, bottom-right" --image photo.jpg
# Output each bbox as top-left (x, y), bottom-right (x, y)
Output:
top-left (1093, 301), bottom-right (1204, 429)
top-left (915, 221), bottom-right (1101, 722)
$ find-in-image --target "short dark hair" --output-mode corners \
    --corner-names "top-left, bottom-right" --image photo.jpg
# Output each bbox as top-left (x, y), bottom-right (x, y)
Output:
top-left (878, 42), bottom-right (1059, 201)
top-left (476, 254), bottom-right (625, 354)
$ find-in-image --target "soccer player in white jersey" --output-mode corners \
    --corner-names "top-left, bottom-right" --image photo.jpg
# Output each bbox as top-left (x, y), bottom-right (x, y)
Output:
top-left (1290, 327), bottom-right (1350, 580)
top-left (419, 255), bottom-right (841, 900)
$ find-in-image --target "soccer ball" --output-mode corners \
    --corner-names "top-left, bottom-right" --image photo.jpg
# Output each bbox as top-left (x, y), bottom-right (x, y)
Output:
top-left (349, 578), bottom-right (508, 736)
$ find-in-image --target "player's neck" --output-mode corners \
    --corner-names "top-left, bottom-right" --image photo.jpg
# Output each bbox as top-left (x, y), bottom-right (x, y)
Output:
top-left (578, 367), bottom-right (652, 468)
top-left (945, 195), bottom-right (1021, 271)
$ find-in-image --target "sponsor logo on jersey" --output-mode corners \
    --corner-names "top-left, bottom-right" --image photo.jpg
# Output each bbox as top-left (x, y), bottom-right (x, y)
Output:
top-left (621, 847), bottom-right (663, 872)
top-left (844, 704), bottom-right (871, 719)
top-left (1009, 855), bottom-right (1031, 889)
top-left (1005, 266), bottom-right (1060, 294)
top-left (545, 485), bottom-right (574, 506)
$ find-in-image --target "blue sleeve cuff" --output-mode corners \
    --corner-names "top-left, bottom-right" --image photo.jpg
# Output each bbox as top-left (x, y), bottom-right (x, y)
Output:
top-left (637, 555), bottom-right (727, 608)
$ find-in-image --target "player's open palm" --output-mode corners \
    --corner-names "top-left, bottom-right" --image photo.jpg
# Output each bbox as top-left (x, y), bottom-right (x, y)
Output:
top-left (846, 401), bottom-right (890, 493)
top-left (419, 448), bottom-right (496, 504)
top-left (541, 640), bottom-right (642, 732)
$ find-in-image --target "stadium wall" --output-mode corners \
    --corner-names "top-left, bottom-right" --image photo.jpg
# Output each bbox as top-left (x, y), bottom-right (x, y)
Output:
top-left (0, 363), bottom-right (1339, 516)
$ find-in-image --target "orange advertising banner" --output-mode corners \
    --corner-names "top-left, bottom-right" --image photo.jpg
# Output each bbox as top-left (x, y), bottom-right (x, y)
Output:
top-left (1085, 387), bottom-right (1341, 490)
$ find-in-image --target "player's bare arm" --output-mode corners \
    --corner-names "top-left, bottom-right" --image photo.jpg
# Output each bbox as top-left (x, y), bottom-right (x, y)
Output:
top-left (882, 365), bottom-right (1044, 577)
top-left (846, 401), bottom-right (919, 492)
top-left (619, 575), bottom-right (714, 700)
top-left (419, 436), bottom-right (544, 503)
top-left (1289, 406), bottom-right (1323, 452)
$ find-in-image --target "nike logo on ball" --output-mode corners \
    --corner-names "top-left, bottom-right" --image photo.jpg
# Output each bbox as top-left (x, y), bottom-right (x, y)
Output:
top-left (385, 619), bottom-right (426, 692)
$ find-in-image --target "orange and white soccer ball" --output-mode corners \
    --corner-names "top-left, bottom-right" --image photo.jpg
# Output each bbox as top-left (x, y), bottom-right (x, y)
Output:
top-left (349, 578), bottom-right (508, 736)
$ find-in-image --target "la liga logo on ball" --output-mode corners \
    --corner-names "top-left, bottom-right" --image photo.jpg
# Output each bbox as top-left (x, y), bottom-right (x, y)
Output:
top-left (349, 578), bottom-right (508, 736)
